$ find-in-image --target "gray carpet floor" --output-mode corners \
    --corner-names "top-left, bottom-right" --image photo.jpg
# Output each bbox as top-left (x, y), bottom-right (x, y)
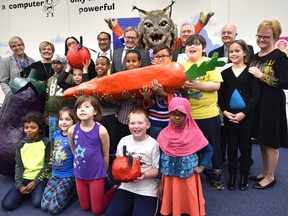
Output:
top-left (0, 145), bottom-right (287, 216)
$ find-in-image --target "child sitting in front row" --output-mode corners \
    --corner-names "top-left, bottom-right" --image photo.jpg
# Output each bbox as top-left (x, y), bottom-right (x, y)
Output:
top-left (2, 112), bottom-right (52, 211)
top-left (68, 95), bottom-right (117, 215)
top-left (106, 108), bottom-right (160, 216)
top-left (41, 107), bottom-right (77, 214)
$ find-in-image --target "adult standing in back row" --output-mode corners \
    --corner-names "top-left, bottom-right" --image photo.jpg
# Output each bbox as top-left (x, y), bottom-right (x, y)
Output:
top-left (110, 26), bottom-right (151, 74)
top-left (248, 19), bottom-right (288, 190)
top-left (208, 24), bottom-right (254, 60)
top-left (172, 23), bottom-right (205, 63)
top-left (64, 36), bottom-right (97, 80)
top-left (96, 32), bottom-right (113, 61)
top-left (0, 36), bottom-right (35, 96)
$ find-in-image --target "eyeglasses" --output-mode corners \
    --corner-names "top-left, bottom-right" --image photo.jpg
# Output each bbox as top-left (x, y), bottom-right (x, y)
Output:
top-left (67, 41), bottom-right (77, 47)
top-left (186, 42), bottom-right (201, 47)
top-left (98, 38), bottom-right (109, 42)
top-left (124, 36), bottom-right (138, 40)
top-left (169, 112), bottom-right (186, 118)
top-left (154, 55), bottom-right (170, 61)
top-left (256, 35), bottom-right (272, 40)
top-left (10, 44), bottom-right (23, 49)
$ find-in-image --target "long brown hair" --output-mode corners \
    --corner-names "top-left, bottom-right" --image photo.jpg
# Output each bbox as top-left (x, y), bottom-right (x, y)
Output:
top-left (227, 39), bottom-right (250, 64)
top-left (74, 95), bottom-right (102, 122)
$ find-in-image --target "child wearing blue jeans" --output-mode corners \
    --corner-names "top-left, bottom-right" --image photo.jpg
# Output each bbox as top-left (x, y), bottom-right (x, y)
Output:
top-left (2, 112), bottom-right (52, 211)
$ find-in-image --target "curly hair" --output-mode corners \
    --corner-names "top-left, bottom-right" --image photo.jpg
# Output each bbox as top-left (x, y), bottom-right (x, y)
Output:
top-left (22, 112), bottom-right (46, 132)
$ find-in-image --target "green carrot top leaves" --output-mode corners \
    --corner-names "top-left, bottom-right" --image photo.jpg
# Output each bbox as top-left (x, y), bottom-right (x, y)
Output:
top-left (185, 52), bottom-right (225, 81)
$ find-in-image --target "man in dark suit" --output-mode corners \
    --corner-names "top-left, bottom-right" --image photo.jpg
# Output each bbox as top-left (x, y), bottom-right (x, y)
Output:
top-left (208, 24), bottom-right (254, 60)
top-left (110, 26), bottom-right (151, 74)
top-left (171, 23), bottom-right (195, 63)
top-left (96, 31), bottom-right (112, 61)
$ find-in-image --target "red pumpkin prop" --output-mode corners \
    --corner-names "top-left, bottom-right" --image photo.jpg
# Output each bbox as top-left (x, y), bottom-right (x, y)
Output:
top-left (66, 36), bottom-right (91, 68)
top-left (112, 145), bottom-right (141, 182)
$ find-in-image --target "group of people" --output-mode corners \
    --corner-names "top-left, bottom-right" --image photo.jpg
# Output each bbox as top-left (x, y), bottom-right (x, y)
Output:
top-left (0, 17), bottom-right (287, 216)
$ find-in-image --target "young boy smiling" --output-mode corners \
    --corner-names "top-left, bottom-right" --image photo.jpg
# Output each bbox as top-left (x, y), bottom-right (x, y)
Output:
top-left (106, 108), bottom-right (160, 216)
top-left (2, 112), bottom-right (52, 211)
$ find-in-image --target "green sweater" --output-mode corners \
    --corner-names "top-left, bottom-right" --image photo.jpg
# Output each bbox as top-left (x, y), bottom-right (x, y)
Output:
top-left (44, 72), bottom-right (74, 117)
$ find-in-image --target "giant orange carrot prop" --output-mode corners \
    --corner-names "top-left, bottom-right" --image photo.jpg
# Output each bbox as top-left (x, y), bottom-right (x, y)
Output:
top-left (63, 53), bottom-right (224, 100)
top-left (64, 62), bottom-right (186, 100)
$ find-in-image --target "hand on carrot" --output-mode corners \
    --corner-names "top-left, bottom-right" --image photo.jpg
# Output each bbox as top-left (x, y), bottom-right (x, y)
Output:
top-left (139, 86), bottom-right (152, 101)
top-left (102, 94), bottom-right (117, 104)
top-left (122, 91), bottom-right (136, 102)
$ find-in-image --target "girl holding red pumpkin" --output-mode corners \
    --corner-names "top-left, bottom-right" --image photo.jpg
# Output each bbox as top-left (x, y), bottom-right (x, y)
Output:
top-left (64, 36), bottom-right (97, 80)
top-left (68, 95), bottom-right (117, 215)
top-left (57, 59), bottom-right (90, 108)
top-left (157, 97), bottom-right (213, 216)
top-left (106, 108), bottom-right (160, 216)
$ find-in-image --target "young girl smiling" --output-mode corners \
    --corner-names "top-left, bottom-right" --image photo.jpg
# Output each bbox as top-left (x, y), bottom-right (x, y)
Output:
top-left (218, 40), bottom-right (260, 190)
top-left (41, 107), bottom-right (77, 214)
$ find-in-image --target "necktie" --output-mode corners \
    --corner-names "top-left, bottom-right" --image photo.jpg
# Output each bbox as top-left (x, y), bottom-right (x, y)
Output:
top-left (122, 48), bottom-right (131, 64)
top-left (224, 47), bottom-right (228, 57)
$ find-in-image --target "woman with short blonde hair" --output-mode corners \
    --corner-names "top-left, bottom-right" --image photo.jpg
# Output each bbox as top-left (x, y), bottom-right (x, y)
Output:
top-left (0, 36), bottom-right (35, 95)
top-left (248, 19), bottom-right (288, 189)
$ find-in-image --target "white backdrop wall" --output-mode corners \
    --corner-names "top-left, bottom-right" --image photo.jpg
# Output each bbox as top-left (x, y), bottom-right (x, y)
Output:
top-left (0, 0), bottom-right (287, 103)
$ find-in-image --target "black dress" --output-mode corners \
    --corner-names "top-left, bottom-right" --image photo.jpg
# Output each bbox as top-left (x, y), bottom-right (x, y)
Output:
top-left (30, 61), bottom-right (54, 82)
top-left (250, 49), bottom-right (288, 148)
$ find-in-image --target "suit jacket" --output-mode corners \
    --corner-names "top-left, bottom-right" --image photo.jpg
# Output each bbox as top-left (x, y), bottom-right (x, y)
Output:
top-left (110, 46), bottom-right (151, 74)
top-left (171, 46), bottom-right (186, 62)
top-left (0, 55), bottom-right (35, 95)
top-left (208, 44), bottom-right (254, 61)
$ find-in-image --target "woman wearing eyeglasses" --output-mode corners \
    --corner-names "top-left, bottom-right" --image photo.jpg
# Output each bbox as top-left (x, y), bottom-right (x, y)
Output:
top-left (181, 34), bottom-right (224, 190)
top-left (248, 19), bottom-right (288, 190)
top-left (0, 36), bottom-right (35, 95)
top-left (64, 36), bottom-right (97, 80)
